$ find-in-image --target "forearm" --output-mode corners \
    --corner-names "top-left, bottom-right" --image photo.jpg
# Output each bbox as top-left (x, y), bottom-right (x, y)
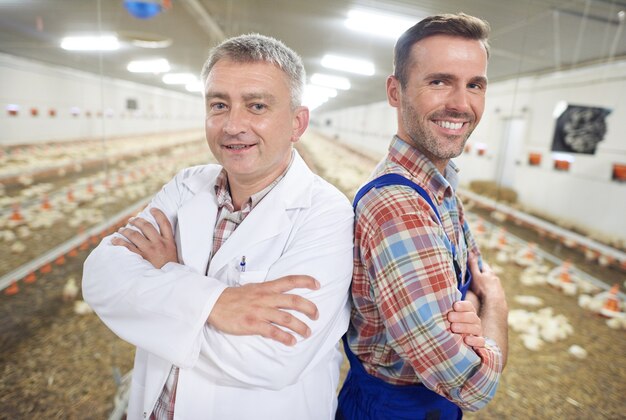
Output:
top-left (194, 195), bottom-right (354, 388)
top-left (196, 242), bottom-right (352, 388)
top-left (479, 297), bottom-right (509, 367)
top-left (83, 239), bottom-right (226, 367)
top-left (197, 300), bottom-right (349, 389)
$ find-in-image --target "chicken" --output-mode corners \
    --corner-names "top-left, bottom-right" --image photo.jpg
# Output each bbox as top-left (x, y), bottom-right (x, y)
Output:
top-left (568, 345), bottom-right (588, 359)
top-left (73, 300), bottom-right (93, 315)
top-left (62, 277), bottom-right (79, 302)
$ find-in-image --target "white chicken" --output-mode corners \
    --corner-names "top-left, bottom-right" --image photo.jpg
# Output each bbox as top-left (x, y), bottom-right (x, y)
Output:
top-left (62, 277), bottom-right (79, 302)
top-left (73, 300), bottom-right (93, 315)
top-left (513, 295), bottom-right (544, 307)
top-left (568, 345), bottom-right (588, 359)
top-left (519, 266), bottom-right (547, 286)
top-left (11, 241), bottom-right (26, 253)
top-left (508, 307), bottom-right (573, 351)
top-left (606, 315), bottom-right (626, 330)
top-left (513, 242), bottom-right (542, 267)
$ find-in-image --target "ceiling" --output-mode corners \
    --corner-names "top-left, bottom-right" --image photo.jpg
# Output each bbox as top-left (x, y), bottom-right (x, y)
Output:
top-left (0, 0), bottom-right (625, 112)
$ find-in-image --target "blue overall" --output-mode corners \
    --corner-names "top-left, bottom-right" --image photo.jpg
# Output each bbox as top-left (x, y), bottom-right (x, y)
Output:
top-left (337, 173), bottom-right (472, 420)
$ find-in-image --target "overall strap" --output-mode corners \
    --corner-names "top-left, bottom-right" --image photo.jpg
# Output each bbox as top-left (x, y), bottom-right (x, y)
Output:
top-left (353, 173), bottom-right (470, 298)
top-left (339, 173), bottom-right (469, 419)
top-left (353, 173), bottom-right (442, 224)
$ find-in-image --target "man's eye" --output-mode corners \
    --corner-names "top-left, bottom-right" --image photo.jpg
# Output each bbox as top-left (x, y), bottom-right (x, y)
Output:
top-left (211, 103), bottom-right (227, 110)
top-left (251, 103), bottom-right (266, 111)
top-left (430, 80), bottom-right (445, 86)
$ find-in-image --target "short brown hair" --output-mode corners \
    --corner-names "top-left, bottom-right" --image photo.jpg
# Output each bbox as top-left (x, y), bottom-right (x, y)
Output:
top-left (393, 13), bottom-right (491, 88)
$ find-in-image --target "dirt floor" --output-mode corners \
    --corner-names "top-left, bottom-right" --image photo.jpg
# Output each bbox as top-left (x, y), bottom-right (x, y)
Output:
top-left (0, 131), bottom-right (624, 419)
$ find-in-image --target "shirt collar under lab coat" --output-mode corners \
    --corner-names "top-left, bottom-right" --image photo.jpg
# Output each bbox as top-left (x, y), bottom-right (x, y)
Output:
top-left (181, 148), bottom-right (314, 212)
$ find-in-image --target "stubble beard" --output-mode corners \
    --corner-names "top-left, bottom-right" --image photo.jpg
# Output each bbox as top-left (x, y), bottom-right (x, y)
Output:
top-left (401, 101), bottom-right (474, 162)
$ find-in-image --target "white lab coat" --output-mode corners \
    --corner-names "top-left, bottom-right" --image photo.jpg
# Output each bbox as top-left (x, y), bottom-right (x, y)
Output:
top-left (82, 151), bottom-right (354, 420)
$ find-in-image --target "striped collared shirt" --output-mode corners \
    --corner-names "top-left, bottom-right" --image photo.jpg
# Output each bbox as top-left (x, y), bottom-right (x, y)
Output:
top-left (151, 155), bottom-right (292, 420)
top-left (345, 136), bottom-right (503, 411)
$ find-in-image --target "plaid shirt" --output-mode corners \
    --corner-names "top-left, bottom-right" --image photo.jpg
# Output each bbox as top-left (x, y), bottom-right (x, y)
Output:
top-left (151, 159), bottom-right (291, 420)
top-left (345, 136), bottom-right (503, 411)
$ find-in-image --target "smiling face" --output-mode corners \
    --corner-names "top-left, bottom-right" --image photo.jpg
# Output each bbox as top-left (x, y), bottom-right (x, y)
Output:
top-left (387, 34), bottom-right (488, 173)
top-left (204, 59), bottom-right (309, 193)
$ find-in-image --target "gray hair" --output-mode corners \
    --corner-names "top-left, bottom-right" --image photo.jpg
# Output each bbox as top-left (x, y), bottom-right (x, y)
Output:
top-left (201, 33), bottom-right (306, 109)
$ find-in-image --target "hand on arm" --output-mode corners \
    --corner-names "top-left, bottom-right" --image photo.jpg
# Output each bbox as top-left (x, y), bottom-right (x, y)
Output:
top-left (112, 208), bottom-right (321, 346)
top-left (112, 207), bottom-right (178, 268)
top-left (447, 299), bottom-right (485, 348)
top-left (468, 254), bottom-right (509, 367)
top-left (207, 275), bottom-right (320, 346)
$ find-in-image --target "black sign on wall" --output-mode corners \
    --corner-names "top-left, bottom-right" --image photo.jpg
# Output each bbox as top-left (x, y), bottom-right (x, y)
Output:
top-left (551, 104), bottom-right (611, 155)
top-left (126, 98), bottom-right (138, 110)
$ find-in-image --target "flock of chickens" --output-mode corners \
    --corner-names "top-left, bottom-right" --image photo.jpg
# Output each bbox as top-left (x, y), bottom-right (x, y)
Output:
top-left (0, 131), bottom-right (210, 314)
top-left (1, 130), bottom-right (624, 358)
top-left (468, 214), bottom-right (626, 355)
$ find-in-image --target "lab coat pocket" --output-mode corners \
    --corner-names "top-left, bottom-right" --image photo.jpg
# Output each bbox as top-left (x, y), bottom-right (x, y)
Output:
top-left (238, 270), bottom-right (269, 285)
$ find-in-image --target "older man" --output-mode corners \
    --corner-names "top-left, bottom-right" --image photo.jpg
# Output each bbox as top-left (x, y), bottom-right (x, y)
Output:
top-left (83, 34), bottom-right (354, 419)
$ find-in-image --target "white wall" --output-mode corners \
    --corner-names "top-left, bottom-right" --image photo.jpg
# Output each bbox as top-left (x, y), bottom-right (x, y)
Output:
top-left (313, 60), bottom-right (626, 245)
top-left (0, 53), bottom-right (204, 144)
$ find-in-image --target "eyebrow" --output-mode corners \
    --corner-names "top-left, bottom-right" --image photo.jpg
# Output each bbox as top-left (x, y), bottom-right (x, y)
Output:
top-left (242, 92), bottom-right (277, 105)
top-left (204, 91), bottom-right (278, 105)
top-left (425, 72), bottom-right (488, 86)
top-left (470, 75), bottom-right (488, 86)
top-left (205, 91), bottom-right (228, 101)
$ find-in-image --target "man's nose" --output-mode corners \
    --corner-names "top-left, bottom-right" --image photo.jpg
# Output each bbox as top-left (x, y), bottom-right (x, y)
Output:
top-left (223, 107), bottom-right (247, 135)
top-left (446, 86), bottom-right (471, 113)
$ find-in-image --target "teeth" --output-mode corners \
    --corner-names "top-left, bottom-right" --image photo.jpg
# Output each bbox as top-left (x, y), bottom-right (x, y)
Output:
top-left (437, 121), bottom-right (463, 130)
top-left (226, 145), bottom-right (250, 149)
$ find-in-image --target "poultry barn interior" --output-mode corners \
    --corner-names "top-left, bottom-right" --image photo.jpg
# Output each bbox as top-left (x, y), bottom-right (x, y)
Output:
top-left (0, 0), bottom-right (625, 418)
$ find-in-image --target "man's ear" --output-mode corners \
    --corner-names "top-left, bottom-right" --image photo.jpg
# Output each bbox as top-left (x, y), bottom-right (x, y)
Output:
top-left (386, 75), bottom-right (401, 108)
top-left (290, 106), bottom-right (310, 143)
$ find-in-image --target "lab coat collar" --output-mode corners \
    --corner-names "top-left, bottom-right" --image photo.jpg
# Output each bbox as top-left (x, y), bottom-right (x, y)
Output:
top-left (177, 149), bottom-right (314, 275)
top-left (181, 149), bottom-right (313, 209)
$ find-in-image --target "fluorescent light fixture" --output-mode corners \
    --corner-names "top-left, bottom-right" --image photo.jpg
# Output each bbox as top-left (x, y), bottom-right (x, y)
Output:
top-left (302, 85), bottom-right (338, 111)
top-left (345, 9), bottom-right (418, 39)
top-left (305, 84), bottom-right (337, 98)
top-left (186, 81), bottom-right (204, 93)
top-left (310, 73), bottom-right (351, 90)
top-left (321, 54), bottom-right (375, 76)
top-left (127, 58), bottom-right (170, 73)
top-left (162, 73), bottom-right (197, 85)
top-left (61, 35), bottom-right (120, 51)
top-left (302, 94), bottom-right (329, 111)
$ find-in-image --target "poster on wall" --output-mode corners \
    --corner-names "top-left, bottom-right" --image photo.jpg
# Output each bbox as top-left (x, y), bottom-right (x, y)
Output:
top-left (551, 103), bottom-right (611, 155)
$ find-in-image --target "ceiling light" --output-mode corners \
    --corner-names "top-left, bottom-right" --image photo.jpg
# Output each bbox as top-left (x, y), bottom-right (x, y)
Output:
top-left (162, 73), bottom-right (197, 85)
top-left (321, 54), bottom-right (375, 76)
top-left (61, 35), bottom-right (120, 51)
top-left (310, 73), bottom-right (351, 90)
top-left (186, 81), bottom-right (204, 93)
top-left (302, 84), bottom-right (338, 110)
top-left (305, 84), bottom-right (337, 98)
top-left (302, 94), bottom-right (329, 111)
top-left (117, 31), bottom-right (173, 49)
top-left (345, 9), bottom-right (419, 39)
top-left (127, 58), bottom-right (170, 73)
